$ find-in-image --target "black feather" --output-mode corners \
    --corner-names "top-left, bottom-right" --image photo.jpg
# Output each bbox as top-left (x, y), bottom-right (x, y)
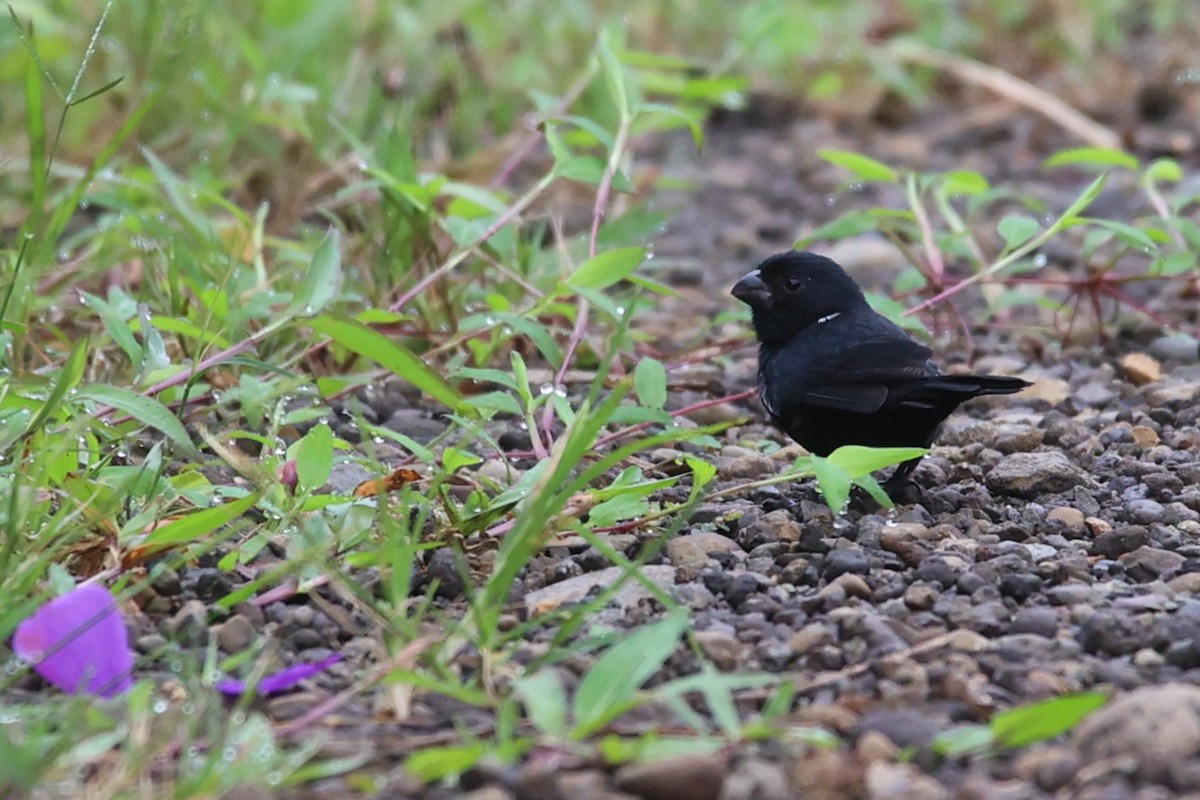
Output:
top-left (732, 251), bottom-right (1032, 494)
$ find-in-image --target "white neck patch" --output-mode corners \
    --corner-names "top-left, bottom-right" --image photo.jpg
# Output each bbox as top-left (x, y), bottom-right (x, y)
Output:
top-left (817, 312), bottom-right (841, 324)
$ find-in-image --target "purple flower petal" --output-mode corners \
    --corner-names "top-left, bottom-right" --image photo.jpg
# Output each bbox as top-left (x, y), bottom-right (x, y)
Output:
top-left (13, 584), bottom-right (134, 698)
top-left (216, 653), bottom-right (342, 697)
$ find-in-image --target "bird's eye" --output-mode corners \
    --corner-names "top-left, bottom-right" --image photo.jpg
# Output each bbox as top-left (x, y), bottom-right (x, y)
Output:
top-left (783, 277), bottom-right (803, 293)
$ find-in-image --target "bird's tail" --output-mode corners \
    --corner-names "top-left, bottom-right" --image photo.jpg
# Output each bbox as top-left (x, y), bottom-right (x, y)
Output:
top-left (896, 374), bottom-right (1031, 408)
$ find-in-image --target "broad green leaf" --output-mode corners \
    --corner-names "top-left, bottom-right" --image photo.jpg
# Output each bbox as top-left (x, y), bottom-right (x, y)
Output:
top-left (810, 456), bottom-right (852, 513)
top-left (633, 358), bottom-right (667, 409)
top-left (75, 384), bottom-right (200, 457)
top-left (934, 724), bottom-right (994, 757)
top-left (573, 609), bottom-right (688, 737)
top-left (1086, 219), bottom-right (1160, 251)
top-left (515, 670), bottom-right (569, 738)
top-left (1145, 158), bottom-right (1182, 183)
top-left (404, 743), bottom-right (491, 783)
top-left (140, 491), bottom-right (260, 549)
top-left (565, 247), bottom-right (646, 291)
top-left (308, 315), bottom-right (464, 411)
top-left (1044, 147), bottom-right (1138, 170)
top-left (24, 336), bottom-right (89, 436)
top-left (827, 445), bottom-right (928, 478)
top-left (817, 149), bottom-right (897, 183)
top-left (997, 215), bottom-right (1039, 249)
top-left (796, 210), bottom-right (879, 246)
top-left (293, 423), bottom-right (333, 491)
top-left (288, 230), bottom-right (343, 318)
top-left (940, 170), bottom-right (990, 195)
top-left (990, 692), bottom-right (1108, 749)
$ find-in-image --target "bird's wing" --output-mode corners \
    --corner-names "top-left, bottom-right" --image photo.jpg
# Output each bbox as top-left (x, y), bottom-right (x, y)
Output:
top-left (765, 336), bottom-right (935, 415)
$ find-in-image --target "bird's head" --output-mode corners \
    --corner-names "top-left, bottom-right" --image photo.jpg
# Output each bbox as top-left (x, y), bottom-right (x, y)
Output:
top-left (731, 251), bottom-right (869, 346)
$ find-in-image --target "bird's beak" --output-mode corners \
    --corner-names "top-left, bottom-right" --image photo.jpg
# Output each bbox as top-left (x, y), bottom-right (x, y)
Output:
top-left (731, 270), bottom-right (771, 307)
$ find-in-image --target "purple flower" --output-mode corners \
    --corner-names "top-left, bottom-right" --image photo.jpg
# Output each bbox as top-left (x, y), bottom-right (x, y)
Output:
top-left (216, 653), bottom-right (342, 697)
top-left (12, 584), bottom-right (134, 698)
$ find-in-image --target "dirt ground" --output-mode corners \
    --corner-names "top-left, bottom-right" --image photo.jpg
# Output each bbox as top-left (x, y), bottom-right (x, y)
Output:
top-left (121, 78), bottom-right (1200, 799)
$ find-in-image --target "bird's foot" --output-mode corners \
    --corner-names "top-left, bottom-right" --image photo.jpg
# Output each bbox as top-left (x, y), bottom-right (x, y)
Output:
top-left (882, 476), bottom-right (924, 506)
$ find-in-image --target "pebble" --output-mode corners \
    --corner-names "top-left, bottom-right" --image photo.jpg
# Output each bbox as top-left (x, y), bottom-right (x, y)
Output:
top-left (1149, 332), bottom-right (1200, 362)
top-left (1073, 683), bottom-right (1200, 786)
top-left (1119, 545), bottom-right (1186, 580)
top-left (215, 614), bottom-right (255, 654)
top-left (824, 549), bottom-right (871, 578)
top-left (1145, 381), bottom-right (1200, 405)
top-left (523, 565), bottom-right (676, 615)
top-left (985, 451), bottom-right (1085, 497)
top-left (695, 630), bottom-right (741, 670)
top-left (1121, 352), bottom-right (1162, 385)
top-left (864, 761), bottom-right (949, 800)
top-left (718, 454), bottom-right (776, 480)
top-left (614, 752), bottom-right (725, 800)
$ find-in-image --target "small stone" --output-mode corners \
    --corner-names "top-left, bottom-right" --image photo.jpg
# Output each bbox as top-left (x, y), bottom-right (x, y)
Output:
top-left (1021, 378), bottom-right (1070, 405)
top-left (695, 630), bottom-right (742, 671)
top-left (720, 758), bottom-right (790, 800)
top-left (1074, 382), bottom-right (1116, 406)
top-left (903, 584), bottom-right (937, 611)
top-left (986, 451), bottom-right (1085, 498)
top-left (856, 730), bottom-right (900, 764)
top-left (789, 623), bottom-right (834, 655)
top-left (1145, 381), bottom-right (1200, 405)
top-left (1126, 498), bottom-right (1166, 524)
top-left (718, 454), bottom-right (776, 480)
top-left (1073, 683), bottom-right (1200, 785)
top-left (1046, 507), bottom-right (1085, 530)
top-left (1121, 352), bottom-right (1162, 385)
top-left (1131, 425), bottom-right (1161, 447)
top-left (1120, 545), bottom-right (1185, 580)
top-left (864, 761), bottom-right (948, 800)
top-left (1149, 332), bottom-right (1200, 363)
top-left (523, 565), bottom-right (676, 615)
top-left (824, 549), bottom-right (870, 579)
top-left (166, 599), bottom-right (209, 646)
top-left (1091, 525), bottom-right (1150, 559)
top-left (215, 614), bottom-right (255, 654)
top-left (614, 753), bottom-right (725, 800)
top-left (1085, 517), bottom-right (1113, 535)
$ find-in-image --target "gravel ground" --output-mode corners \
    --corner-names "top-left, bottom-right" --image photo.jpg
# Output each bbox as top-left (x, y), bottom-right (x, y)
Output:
top-left (103, 84), bottom-right (1200, 799)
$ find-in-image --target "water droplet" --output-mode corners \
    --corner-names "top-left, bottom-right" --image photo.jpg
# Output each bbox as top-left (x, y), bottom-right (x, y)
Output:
top-left (77, 200), bottom-right (90, 211)
top-left (153, 699), bottom-right (169, 714)
top-left (56, 249), bottom-right (70, 262)
top-left (848, 182), bottom-right (865, 193)
top-left (1032, 253), bottom-right (1048, 268)
top-left (539, 383), bottom-right (554, 396)
top-left (357, 160), bottom-right (369, 171)
top-left (372, 436), bottom-right (384, 444)
top-left (824, 194), bottom-right (838, 207)
top-left (1173, 69), bottom-right (1200, 85)
top-left (554, 387), bottom-right (567, 398)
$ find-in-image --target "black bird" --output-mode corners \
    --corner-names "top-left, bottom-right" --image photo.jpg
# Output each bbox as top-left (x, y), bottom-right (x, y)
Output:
top-left (732, 251), bottom-right (1031, 494)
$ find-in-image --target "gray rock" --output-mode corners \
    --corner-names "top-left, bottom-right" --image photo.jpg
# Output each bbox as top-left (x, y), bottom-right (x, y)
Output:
top-left (1073, 684), bottom-right (1200, 785)
top-left (986, 451), bottom-right (1085, 498)
top-left (523, 565), bottom-right (676, 615)
top-left (215, 614), bottom-right (255, 654)
top-left (1074, 382), bottom-right (1116, 406)
top-left (1149, 332), bottom-right (1200, 363)
top-left (1126, 498), bottom-right (1166, 524)
top-left (1120, 545), bottom-right (1186, 580)
top-left (614, 752), bottom-right (725, 800)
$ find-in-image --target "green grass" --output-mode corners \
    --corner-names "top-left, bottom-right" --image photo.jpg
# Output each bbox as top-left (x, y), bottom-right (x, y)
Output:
top-left (0, 0), bottom-right (1195, 795)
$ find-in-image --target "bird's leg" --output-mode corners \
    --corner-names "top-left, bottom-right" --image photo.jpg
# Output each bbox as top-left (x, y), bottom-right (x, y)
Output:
top-left (882, 457), bottom-right (924, 504)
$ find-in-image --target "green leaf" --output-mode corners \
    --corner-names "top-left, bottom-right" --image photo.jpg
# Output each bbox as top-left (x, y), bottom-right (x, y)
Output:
top-left (565, 247), bottom-right (646, 291)
top-left (403, 743), bottom-right (491, 783)
top-left (24, 336), bottom-right (89, 437)
top-left (827, 445), bottom-right (928, 478)
top-left (1145, 158), bottom-right (1182, 183)
top-left (934, 724), bottom-right (994, 757)
top-left (990, 692), bottom-right (1108, 749)
top-left (940, 170), bottom-right (990, 195)
top-left (997, 215), bottom-right (1039, 250)
top-left (515, 670), bottom-right (569, 738)
top-left (633, 358), bottom-right (667, 409)
top-left (293, 423), bottom-right (333, 492)
top-left (810, 456), bottom-right (852, 513)
top-left (1086, 219), bottom-right (1159, 251)
top-left (308, 315), bottom-right (465, 411)
top-left (1044, 147), bottom-right (1138, 171)
top-left (1056, 174), bottom-right (1108, 229)
top-left (288, 230), bottom-right (343, 318)
top-left (573, 609), bottom-right (688, 737)
top-left (140, 491), bottom-right (260, 550)
top-left (75, 384), bottom-right (200, 457)
top-left (817, 149), bottom-right (897, 183)
top-left (796, 210), bottom-right (880, 247)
